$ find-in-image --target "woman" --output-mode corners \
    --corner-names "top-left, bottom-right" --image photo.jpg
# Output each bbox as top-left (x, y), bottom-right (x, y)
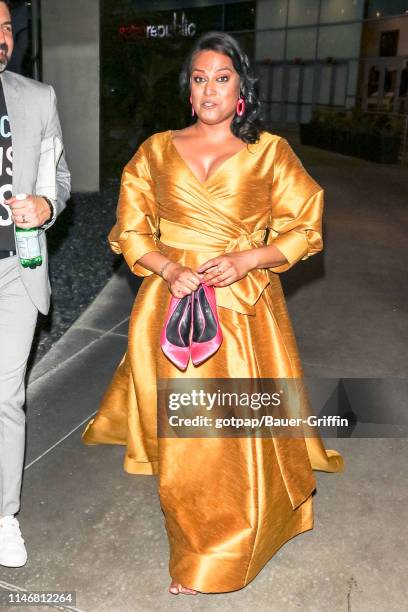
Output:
top-left (82, 32), bottom-right (343, 596)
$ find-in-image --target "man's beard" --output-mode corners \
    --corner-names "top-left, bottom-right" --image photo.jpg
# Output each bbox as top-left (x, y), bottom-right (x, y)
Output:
top-left (0, 45), bottom-right (9, 73)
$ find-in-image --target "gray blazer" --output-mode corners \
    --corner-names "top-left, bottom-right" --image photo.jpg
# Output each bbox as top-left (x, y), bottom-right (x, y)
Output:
top-left (1, 70), bottom-right (71, 315)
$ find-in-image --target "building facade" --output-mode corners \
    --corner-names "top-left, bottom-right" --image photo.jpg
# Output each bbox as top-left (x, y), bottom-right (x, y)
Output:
top-left (360, 2), bottom-right (408, 115)
top-left (100, 0), bottom-right (369, 176)
top-left (11, 1), bottom-right (407, 189)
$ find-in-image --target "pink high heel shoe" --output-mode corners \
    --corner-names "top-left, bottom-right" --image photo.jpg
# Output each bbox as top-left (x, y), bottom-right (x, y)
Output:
top-left (190, 283), bottom-right (223, 366)
top-left (160, 294), bottom-right (192, 370)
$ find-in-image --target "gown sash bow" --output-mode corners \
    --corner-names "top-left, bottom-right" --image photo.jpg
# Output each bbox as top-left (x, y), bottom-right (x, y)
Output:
top-left (159, 218), bottom-right (270, 315)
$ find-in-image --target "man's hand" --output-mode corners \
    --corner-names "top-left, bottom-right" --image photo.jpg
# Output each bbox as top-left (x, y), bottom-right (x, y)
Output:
top-left (7, 196), bottom-right (52, 229)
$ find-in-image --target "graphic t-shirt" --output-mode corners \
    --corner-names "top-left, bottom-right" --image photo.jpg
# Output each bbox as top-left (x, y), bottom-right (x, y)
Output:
top-left (0, 79), bottom-right (14, 251)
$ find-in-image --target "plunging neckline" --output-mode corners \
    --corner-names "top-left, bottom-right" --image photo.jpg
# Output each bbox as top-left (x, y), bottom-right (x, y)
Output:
top-left (168, 129), bottom-right (248, 187)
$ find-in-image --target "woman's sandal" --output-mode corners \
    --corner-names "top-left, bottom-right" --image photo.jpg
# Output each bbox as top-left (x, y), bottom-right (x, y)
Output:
top-left (169, 580), bottom-right (198, 595)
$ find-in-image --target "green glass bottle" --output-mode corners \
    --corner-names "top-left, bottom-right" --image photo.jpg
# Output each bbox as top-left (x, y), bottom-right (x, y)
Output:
top-left (14, 193), bottom-right (43, 269)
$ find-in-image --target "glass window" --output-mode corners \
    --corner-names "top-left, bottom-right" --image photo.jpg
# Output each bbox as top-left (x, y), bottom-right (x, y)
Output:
top-left (256, 64), bottom-right (272, 101)
top-left (286, 27), bottom-right (317, 60)
top-left (365, 0), bottom-right (408, 19)
top-left (280, 102), bottom-right (289, 121)
top-left (317, 23), bottom-right (362, 59)
top-left (286, 103), bottom-right (298, 123)
top-left (347, 59), bottom-right (359, 95)
top-left (302, 65), bottom-right (315, 103)
top-left (272, 66), bottom-right (284, 100)
top-left (270, 102), bottom-right (283, 121)
top-left (101, 0), bottom-right (227, 179)
top-left (256, 0), bottom-right (287, 29)
top-left (399, 64), bottom-right (408, 96)
top-left (129, 1), bottom-right (185, 10)
top-left (260, 101), bottom-right (270, 122)
top-left (320, 0), bottom-right (365, 23)
top-left (379, 30), bottom-right (399, 57)
top-left (256, 66), bottom-right (285, 105)
top-left (367, 65), bottom-right (380, 97)
top-left (231, 32), bottom-right (255, 59)
top-left (255, 30), bottom-right (285, 61)
top-left (300, 104), bottom-right (313, 122)
top-left (287, 65), bottom-right (301, 102)
top-left (333, 64), bottom-right (348, 105)
top-left (288, 0), bottom-right (319, 26)
top-left (318, 65), bottom-right (333, 103)
top-left (225, 1), bottom-right (256, 31)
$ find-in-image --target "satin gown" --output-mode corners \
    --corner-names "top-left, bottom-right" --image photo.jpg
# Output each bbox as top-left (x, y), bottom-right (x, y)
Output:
top-left (82, 130), bottom-right (344, 593)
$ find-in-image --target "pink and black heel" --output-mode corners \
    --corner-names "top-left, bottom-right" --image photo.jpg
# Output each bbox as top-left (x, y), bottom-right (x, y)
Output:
top-left (190, 283), bottom-right (223, 366)
top-left (160, 294), bottom-right (192, 370)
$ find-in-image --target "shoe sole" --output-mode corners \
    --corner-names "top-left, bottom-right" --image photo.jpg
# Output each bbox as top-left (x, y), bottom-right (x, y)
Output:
top-left (0, 559), bottom-right (27, 567)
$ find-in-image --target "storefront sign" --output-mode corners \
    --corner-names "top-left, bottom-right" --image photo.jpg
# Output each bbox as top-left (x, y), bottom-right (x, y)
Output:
top-left (119, 11), bottom-right (196, 41)
top-left (146, 11), bottom-right (196, 38)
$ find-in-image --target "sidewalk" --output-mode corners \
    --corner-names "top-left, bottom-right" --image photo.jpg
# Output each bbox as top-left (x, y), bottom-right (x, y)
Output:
top-left (1, 140), bottom-right (407, 611)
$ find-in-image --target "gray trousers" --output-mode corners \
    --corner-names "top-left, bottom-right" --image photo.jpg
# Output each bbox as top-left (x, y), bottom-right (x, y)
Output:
top-left (0, 256), bottom-right (38, 517)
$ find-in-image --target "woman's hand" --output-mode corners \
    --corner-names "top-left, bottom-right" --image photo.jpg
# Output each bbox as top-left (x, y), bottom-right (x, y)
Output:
top-left (197, 251), bottom-right (258, 287)
top-left (162, 262), bottom-right (203, 297)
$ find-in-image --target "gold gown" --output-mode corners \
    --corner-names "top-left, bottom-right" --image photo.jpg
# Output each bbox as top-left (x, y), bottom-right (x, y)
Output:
top-left (82, 130), bottom-right (344, 593)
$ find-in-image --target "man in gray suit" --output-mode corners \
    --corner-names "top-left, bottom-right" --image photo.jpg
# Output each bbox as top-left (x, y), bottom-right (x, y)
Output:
top-left (0, 0), bottom-right (70, 567)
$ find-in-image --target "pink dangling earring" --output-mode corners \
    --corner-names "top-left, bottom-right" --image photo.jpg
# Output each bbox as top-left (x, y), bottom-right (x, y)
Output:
top-left (236, 97), bottom-right (245, 117)
top-left (189, 95), bottom-right (195, 117)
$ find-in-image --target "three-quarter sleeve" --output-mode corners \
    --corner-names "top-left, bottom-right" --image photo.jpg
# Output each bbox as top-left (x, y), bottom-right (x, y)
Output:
top-left (108, 142), bottom-right (160, 277)
top-left (267, 137), bottom-right (324, 274)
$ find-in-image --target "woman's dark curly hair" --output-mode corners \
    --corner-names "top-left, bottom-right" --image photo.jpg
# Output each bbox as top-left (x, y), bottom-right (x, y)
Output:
top-left (179, 31), bottom-right (262, 144)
